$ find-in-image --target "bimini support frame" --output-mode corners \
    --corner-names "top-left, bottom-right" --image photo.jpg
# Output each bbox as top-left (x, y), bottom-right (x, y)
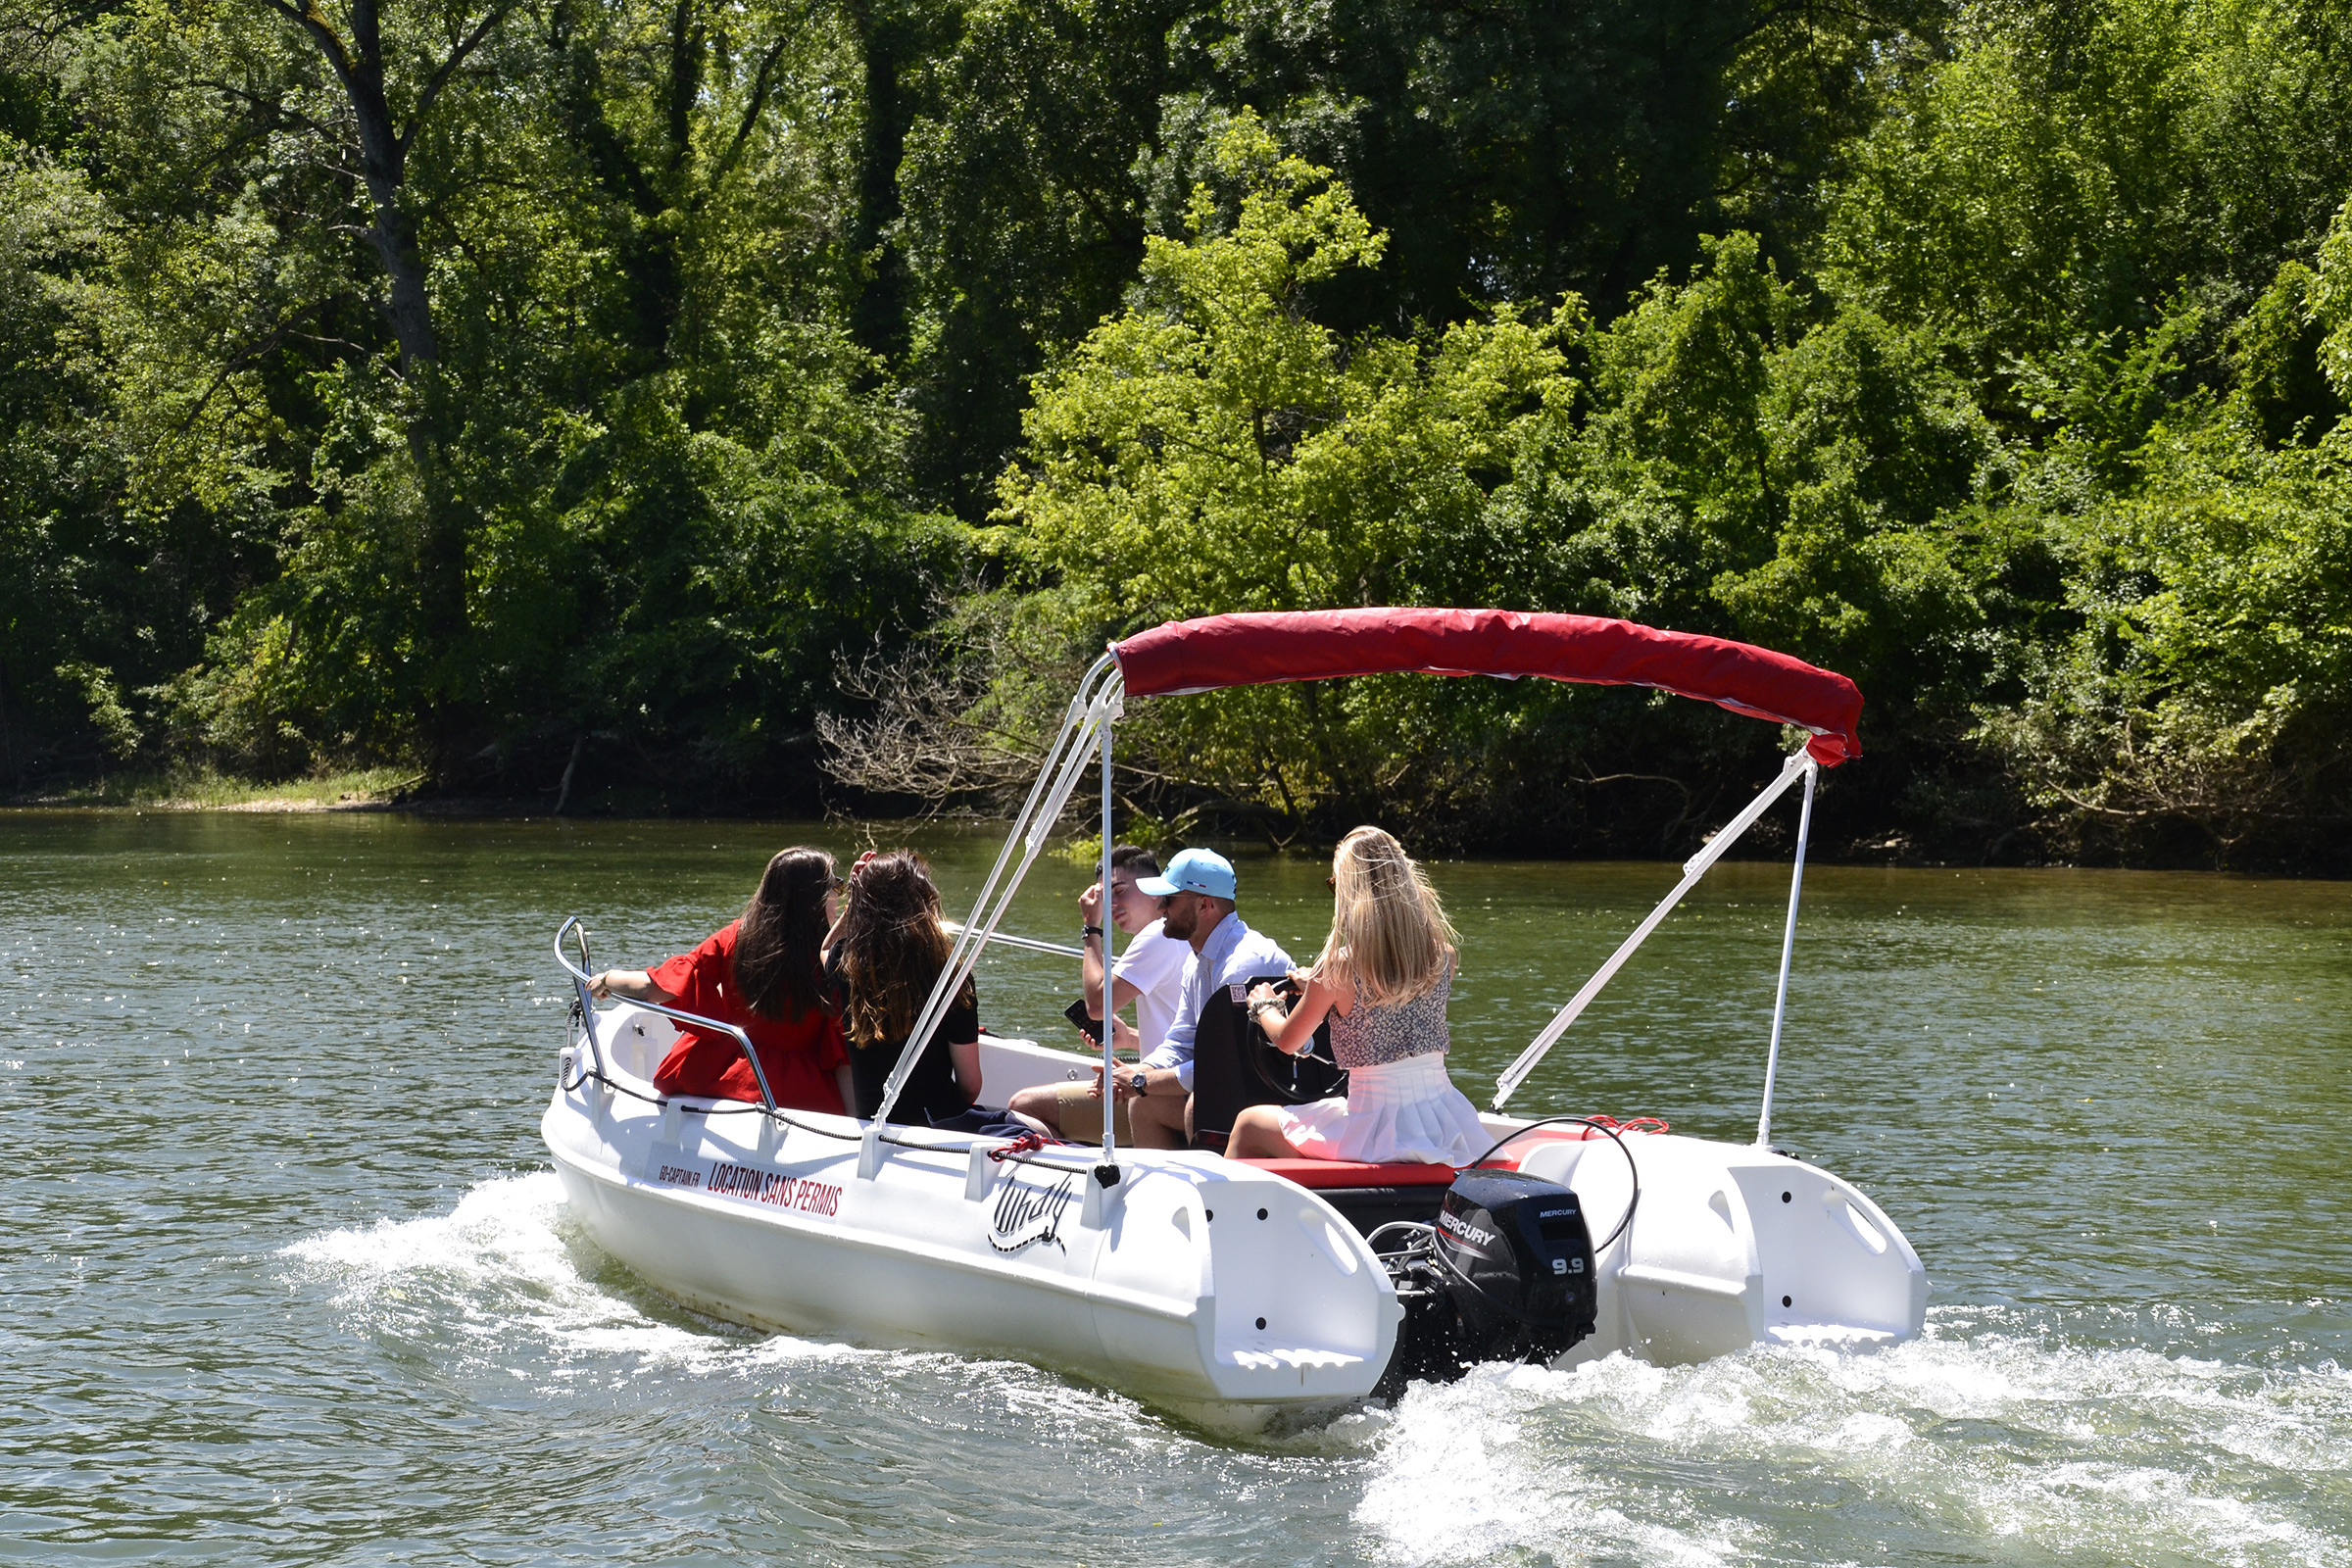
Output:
top-left (845, 608), bottom-right (1860, 1169)
top-left (859, 653), bottom-right (1125, 1179)
top-left (1754, 754), bottom-right (1818, 1148)
top-left (1096, 678), bottom-right (1118, 1180)
top-left (1490, 745), bottom-right (1817, 1112)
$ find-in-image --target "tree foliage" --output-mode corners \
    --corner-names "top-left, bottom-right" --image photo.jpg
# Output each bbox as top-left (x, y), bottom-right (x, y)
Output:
top-left (1, 0), bottom-right (966, 803)
top-left (2, 0), bottom-right (2347, 861)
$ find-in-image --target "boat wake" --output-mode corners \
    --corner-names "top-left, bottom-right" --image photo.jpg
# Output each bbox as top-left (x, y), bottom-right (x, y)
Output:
top-left (281, 1172), bottom-right (864, 1372)
top-left (280, 1179), bottom-right (2346, 1567)
top-left (1361, 1310), bottom-right (2351, 1568)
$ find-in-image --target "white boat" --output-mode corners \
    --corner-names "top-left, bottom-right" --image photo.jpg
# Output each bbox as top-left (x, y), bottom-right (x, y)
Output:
top-left (540, 608), bottom-right (1929, 1428)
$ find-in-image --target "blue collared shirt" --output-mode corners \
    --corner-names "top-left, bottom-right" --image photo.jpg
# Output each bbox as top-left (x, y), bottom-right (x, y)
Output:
top-left (1143, 911), bottom-right (1294, 1091)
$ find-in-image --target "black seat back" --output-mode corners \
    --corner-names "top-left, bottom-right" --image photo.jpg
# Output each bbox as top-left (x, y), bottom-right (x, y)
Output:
top-left (1188, 973), bottom-right (1348, 1150)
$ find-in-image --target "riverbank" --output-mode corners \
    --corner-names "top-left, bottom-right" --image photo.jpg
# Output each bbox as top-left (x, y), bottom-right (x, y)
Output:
top-left (5, 765), bottom-right (423, 812)
top-left (11, 767), bottom-right (2348, 876)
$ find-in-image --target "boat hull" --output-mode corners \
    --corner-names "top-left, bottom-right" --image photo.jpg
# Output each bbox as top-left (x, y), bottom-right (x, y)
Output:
top-left (544, 1008), bottom-right (1927, 1420)
top-left (545, 1008), bottom-right (1399, 1424)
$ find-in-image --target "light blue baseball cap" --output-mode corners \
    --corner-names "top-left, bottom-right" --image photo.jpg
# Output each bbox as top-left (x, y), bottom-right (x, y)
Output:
top-left (1135, 847), bottom-right (1237, 901)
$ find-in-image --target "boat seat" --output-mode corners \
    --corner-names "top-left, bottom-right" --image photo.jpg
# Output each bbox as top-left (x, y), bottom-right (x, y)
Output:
top-left (1233, 1157), bottom-right (1458, 1238)
top-left (1188, 975), bottom-right (1346, 1148)
top-left (1234, 1157), bottom-right (1458, 1189)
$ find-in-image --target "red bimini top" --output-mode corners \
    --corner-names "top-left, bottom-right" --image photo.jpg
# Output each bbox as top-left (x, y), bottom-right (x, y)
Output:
top-left (1111, 608), bottom-right (1862, 765)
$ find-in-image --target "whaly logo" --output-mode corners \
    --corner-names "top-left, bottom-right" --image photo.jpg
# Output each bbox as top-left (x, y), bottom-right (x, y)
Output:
top-left (988, 1173), bottom-right (1074, 1253)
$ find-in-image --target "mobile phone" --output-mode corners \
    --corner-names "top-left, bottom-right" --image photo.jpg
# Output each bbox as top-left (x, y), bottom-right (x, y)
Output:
top-left (1062, 997), bottom-right (1104, 1046)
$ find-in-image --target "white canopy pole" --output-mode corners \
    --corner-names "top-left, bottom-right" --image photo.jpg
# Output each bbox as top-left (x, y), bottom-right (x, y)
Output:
top-left (942, 924), bottom-right (1085, 959)
top-left (1754, 757), bottom-right (1817, 1148)
top-left (1097, 696), bottom-right (1119, 1174)
top-left (860, 657), bottom-right (1120, 1173)
top-left (921, 659), bottom-right (1108, 1009)
top-left (1491, 746), bottom-right (1815, 1111)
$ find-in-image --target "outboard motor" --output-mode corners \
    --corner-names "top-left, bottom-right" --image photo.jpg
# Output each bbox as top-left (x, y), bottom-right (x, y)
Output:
top-left (1374, 1169), bottom-right (1597, 1398)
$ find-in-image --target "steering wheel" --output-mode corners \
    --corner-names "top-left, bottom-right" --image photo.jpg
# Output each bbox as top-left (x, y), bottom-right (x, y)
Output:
top-left (1243, 974), bottom-right (1348, 1105)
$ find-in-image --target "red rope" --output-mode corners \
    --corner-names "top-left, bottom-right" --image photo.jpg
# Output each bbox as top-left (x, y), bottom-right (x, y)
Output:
top-left (1581, 1114), bottom-right (1672, 1137)
top-left (987, 1131), bottom-right (1049, 1162)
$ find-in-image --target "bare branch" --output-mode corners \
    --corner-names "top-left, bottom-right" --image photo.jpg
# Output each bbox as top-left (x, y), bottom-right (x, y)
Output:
top-left (708, 35), bottom-right (791, 188)
top-left (401, 0), bottom-right (520, 156)
top-left (255, 0), bottom-right (359, 88)
top-left (815, 643), bottom-right (1047, 812)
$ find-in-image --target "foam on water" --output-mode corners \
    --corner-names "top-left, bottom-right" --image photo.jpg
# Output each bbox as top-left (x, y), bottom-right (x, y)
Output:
top-left (281, 1173), bottom-right (864, 1372)
top-left (281, 1180), bottom-right (2350, 1566)
top-left (1360, 1316), bottom-right (2351, 1568)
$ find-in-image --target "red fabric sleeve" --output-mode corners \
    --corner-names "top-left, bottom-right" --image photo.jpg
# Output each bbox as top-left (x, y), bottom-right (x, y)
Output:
top-left (648, 924), bottom-right (733, 1011)
top-left (811, 1012), bottom-right (848, 1073)
top-left (648, 924), bottom-right (740, 1099)
top-left (644, 922), bottom-right (848, 1108)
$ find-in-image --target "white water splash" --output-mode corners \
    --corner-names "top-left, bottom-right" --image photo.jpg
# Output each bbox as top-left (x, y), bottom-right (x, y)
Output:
top-left (278, 1181), bottom-right (2350, 1567)
top-left (281, 1172), bottom-right (861, 1371)
top-left (1359, 1321), bottom-right (2352, 1568)
top-left (1361, 1362), bottom-right (1750, 1568)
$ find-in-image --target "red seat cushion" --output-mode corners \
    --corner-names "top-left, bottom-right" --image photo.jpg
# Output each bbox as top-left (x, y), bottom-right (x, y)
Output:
top-left (1235, 1157), bottom-right (1459, 1188)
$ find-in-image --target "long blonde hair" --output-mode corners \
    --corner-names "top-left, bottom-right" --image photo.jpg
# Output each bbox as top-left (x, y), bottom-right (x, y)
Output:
top-left (1315, 826), bottom-right (1457, 1004)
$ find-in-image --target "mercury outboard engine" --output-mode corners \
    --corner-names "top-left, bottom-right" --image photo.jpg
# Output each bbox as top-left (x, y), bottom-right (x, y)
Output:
top-left (1374, 1169), bottom-right (1597, 1399)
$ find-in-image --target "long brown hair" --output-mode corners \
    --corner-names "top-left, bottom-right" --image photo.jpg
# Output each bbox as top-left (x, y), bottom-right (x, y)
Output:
top-left (731, 847), bottom-right (837, 1021)
top-left (832, 850), bottom-right (971, 1048)
top-left (1315, 826), bottom-right (1458, 1004)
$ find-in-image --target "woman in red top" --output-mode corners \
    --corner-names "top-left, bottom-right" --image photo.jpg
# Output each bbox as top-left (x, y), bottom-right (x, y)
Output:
top-left (588, 847), bottom-right (856, 1113)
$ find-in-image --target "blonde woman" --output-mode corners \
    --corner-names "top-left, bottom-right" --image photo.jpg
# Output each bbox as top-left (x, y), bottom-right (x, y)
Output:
top-left (1231, 827), bottom-right (1488, 1164)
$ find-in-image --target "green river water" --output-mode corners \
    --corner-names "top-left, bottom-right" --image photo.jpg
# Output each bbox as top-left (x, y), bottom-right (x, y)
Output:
top-left (3, 810), bottom-right (2347, 1566)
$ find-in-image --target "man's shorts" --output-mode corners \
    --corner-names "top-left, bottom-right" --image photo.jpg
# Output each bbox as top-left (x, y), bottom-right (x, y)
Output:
top-left (1049, 1080), bottom-right (1133, 1145)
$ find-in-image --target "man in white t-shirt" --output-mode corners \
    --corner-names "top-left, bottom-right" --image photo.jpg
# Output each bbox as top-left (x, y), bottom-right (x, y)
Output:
top-left (1004, 846), bottom-right (1187, 1141)
top-left (1093, 846), bottom-right (1190, 1054)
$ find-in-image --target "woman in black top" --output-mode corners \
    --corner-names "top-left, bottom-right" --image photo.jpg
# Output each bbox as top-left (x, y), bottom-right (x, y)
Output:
top-left (823, 850), bottom-right (982, 1125)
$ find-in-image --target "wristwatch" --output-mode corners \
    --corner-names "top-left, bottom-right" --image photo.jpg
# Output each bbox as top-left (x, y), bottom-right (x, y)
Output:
top-left (1083, 924), bottom-right (1104, 939)
top-left (1126, 1070), bottom-right (1149, 1098)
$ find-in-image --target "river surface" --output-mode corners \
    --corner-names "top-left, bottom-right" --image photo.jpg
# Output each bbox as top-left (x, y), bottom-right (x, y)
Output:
top-left (3, 810), bottom-right (2347, 1566)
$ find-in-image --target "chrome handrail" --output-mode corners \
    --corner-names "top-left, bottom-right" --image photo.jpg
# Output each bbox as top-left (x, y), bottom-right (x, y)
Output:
top-left (556, 916), bottom-right (606, 1083)
top-left (552, 916), bottom-right (779, 1114)
top-left (550, 919), bottom-right (1134, 1177)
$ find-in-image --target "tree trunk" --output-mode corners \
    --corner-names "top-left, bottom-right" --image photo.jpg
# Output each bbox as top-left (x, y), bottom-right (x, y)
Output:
top-left (268, 0), bottom-right (486, 751)
top-left (552, 0), bottom-right (685, 368)
top-left (844, 0), bottom-right (910, 367)
top-left (338, 0), bottom-right (441, 369)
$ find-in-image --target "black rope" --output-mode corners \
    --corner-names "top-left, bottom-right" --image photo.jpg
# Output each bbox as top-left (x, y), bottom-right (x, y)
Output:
top-left (1468, 1114), bottom-right (1643, 1253)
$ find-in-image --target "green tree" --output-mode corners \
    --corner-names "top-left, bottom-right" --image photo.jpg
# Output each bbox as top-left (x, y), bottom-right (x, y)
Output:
top-left (0, 134), bottom-right (125, 782)
top-left (1144, 0), bottom-right (1944, 330)
top-left (7, 0), bottom-right (966, 802)
top-left (999, 116), bottom-right (1587, 832)
top-left (1821, 0), bottom-right (2352, 373)
top-left (894, 0), bottom-right (1189, 514)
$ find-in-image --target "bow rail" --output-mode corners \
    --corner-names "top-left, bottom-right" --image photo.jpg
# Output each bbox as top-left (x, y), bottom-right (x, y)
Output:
top-left (554, 915), bottom-right (780, 1113)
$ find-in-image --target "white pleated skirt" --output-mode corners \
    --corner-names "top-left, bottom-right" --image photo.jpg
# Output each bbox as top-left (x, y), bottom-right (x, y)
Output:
top-left (1273, 1053), bottom-right (1489, 1165)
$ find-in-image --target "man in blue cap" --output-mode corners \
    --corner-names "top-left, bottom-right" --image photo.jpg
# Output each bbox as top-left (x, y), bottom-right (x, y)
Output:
top-left (1115, 848), bottom-right (1292, 1149)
